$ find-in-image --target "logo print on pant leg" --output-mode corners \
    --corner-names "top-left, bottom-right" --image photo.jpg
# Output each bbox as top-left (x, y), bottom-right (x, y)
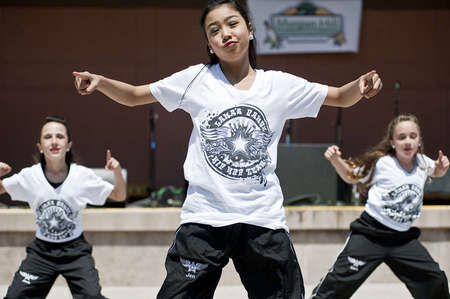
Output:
top-left (180, 257), bottom-right (208, 279)
top-left (347, 256), bottom-right (366, 271)
top-left (20, 271), bottom-right (39, 284)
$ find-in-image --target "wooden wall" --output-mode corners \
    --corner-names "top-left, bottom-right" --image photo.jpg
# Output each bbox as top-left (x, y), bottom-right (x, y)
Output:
top-left (0, 6), bottom-right (448, 201)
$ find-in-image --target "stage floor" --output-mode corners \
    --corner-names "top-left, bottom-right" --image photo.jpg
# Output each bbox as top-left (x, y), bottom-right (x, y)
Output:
top-left (0, 282), bottom-right (419, 299)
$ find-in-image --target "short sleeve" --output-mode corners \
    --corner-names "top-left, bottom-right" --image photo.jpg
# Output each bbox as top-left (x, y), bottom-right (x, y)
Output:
top-left (78, 167), bottom-right (114, 206)
top-left (2, 168), bottom-right (34, 203)
top-left (274, 71), bottom-right (328, 120)
top-left (149, 64), bottom-right (206, 112)
top-left (418, 154), bottom-right (435, 176)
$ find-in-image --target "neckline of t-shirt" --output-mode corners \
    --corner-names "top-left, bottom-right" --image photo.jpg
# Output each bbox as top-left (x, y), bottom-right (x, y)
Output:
top-left (390, 155), bottom-right (418, 175)
top-left (39, 162), bottom-right (73, 191)
top-left (214, 64), bottom-right (262, 98)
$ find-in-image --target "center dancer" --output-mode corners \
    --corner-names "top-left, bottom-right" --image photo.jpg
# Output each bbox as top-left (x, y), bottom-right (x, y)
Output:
top-left (73, 0), bottom-right (382, 297)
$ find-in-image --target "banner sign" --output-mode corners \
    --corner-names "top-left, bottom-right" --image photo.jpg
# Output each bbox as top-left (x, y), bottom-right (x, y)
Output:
top-left (248, 0), bottom-right (362, 54)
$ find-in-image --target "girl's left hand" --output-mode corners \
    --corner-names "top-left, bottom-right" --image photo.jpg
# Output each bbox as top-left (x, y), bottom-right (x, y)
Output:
top-left (435, 150), bottom-right (449, 177)
top-left (359, 70), bottom-right (383, 99)
top-left (105, 149), bottom-right (121, 171)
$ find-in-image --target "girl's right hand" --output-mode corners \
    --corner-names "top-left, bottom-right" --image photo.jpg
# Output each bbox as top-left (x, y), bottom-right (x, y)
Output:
top-left (73, 71), bottom-right (102, 95)
top-left (324, 145), bottom-right (342, 161)
top-left (0, 162), bottom-right (12, 177)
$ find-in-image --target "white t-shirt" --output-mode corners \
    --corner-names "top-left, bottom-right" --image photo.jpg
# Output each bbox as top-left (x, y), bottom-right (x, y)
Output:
top-left (361, 154), bottom-right (435, 231)
top-left (150, 63), bottom-right (328, 231)
top-left (3, 163), bottom-right (114, 242)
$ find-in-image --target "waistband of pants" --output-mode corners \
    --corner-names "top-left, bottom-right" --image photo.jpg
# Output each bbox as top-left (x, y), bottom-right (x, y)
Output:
top-left (34, 233), bottom-right (85, 248)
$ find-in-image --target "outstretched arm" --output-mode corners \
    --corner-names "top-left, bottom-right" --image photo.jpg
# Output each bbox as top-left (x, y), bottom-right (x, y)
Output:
top-left (0, 162), bottom-right (12, 195)
top-left (104, 150), bottom-right (127, 202)
top-left (73, 71), bottom-right (157, 107)
top-left (324, 70), bottom-right (383, 107)
top-left (324, 145), bottom-right (359, 184)
top-left (431, 150), bottom-right (449, 178)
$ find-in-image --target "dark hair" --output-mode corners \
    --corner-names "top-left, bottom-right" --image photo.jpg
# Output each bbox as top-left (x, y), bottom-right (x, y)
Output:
top-left (35, 115), bottom-right (75, 165)
top-left (347, 114), bottom-right (426, 194)
top-left (200, 0), bottom-right (257, 68)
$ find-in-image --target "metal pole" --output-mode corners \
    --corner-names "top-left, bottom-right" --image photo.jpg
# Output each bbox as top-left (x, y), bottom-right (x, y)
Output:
top-left (148, 105), bottom-right (156, 190)
top-left (335, 108), bottom-right (346, 204)
top-left (285, 119), bottom-right (292, 145)
top-left (336, 108), bottom-right (342, 147)
top-left (394, 81), bottom-right (401, 116)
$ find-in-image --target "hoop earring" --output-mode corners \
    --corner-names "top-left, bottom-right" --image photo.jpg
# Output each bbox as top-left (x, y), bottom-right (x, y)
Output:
top-left (209, 48), bottom-right (214, 55)
top-left (249, 34), bottom-right (254, 40)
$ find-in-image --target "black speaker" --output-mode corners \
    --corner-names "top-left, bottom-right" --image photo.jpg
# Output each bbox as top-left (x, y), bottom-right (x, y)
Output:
top-left (276, 144), bottom-right (338, 206)
top-left (424, 171), bottom-right (450, 203)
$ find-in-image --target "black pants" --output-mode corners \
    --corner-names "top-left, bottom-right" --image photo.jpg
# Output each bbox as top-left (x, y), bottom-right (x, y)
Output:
top-left (4, 235), bottom-right (107, 299)
top-left (311, 212), bottom-right (450, 299)
top-left (157, 222), bottom-right (304, 299)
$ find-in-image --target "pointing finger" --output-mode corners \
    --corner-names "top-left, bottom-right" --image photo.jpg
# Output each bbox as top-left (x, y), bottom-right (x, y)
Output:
top-left (106, 149), bottom-right (111, 164)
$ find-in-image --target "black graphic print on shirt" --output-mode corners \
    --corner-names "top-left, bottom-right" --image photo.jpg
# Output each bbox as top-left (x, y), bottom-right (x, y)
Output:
top-left (36, 199), bottom-right (77, 241)
top-left (381, 184), bottom-right (422, 224)
top-left (200, 104), bottom-right (274, 185)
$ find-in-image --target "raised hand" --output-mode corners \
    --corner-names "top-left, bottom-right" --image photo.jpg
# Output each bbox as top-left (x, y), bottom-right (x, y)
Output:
top-left (73, 71), bottom-right (102, 95)
top-left (0, 162), bottom-right (11, 177)
top-left (324, 145), bottom-right (342, 161)
top-left (434, 150), bottom-right (449, 177)
top-left (104, 149), bottom-right (126, 202)
top-left (359, 70), bottom-right (383, 99)
top-left (105, 149), bottom-right (121, 171)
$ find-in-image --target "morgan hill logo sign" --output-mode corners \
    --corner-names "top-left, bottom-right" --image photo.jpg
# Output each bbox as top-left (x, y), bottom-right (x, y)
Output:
top-left (263, 2), bottom-right (345, 49)
top-left (249, 0), bottom-right (362, 54)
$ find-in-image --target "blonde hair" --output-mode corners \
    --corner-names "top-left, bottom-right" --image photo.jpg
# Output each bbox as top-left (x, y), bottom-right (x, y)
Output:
top-left (347, 114), bottom-right (426, 194)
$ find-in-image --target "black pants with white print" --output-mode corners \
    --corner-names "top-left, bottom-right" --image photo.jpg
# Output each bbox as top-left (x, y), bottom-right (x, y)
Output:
top-left (157, 222), bottom-right (304, 299)
top-left (4, 235), bottom-right (107, 299)
top-left (311, 212), bottom-right (450, 299)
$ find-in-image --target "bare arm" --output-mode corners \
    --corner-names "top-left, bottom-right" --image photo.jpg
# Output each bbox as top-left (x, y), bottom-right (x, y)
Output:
top-left (104, 150), bottom-right (127, 202)
top-left (0, 162), bottom-right (12, 195)
top-left (324, 70), bottom-right (383, 107)
top-left (73, 71), bottom-right (157, 107)
top-left (431, 150), bottom-right (449, 178)
top-left (324, 146), bottom-right (359, 184)
top-left (0, 180), bottom-right (5, 195)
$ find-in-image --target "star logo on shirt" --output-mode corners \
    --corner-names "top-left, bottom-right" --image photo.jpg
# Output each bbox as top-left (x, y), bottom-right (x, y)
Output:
top-left (49, 216), bottom-right (59, 229)
top-left (232, 132), bottom-right (249, 154)
top-left (200, 104), bottom-right (274, 185)
top-left (36, 199), bottom-right (76, 241)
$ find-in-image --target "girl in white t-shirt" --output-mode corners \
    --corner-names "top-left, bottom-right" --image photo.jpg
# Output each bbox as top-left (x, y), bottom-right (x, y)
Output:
top-left (72, 1), bottom-right (382, 297)
top-left (0, 116), bottom-right (126, 299)
top-left (311, 114), bottom-right (450, 299)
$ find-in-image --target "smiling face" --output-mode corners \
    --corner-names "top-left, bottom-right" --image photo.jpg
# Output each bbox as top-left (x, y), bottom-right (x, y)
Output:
top-left (204, 3), bottom-right (253, 65)
top-left (37, 122), bottom-right (72, 164)
top-left (390, 120), bottom-right (421, 164)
